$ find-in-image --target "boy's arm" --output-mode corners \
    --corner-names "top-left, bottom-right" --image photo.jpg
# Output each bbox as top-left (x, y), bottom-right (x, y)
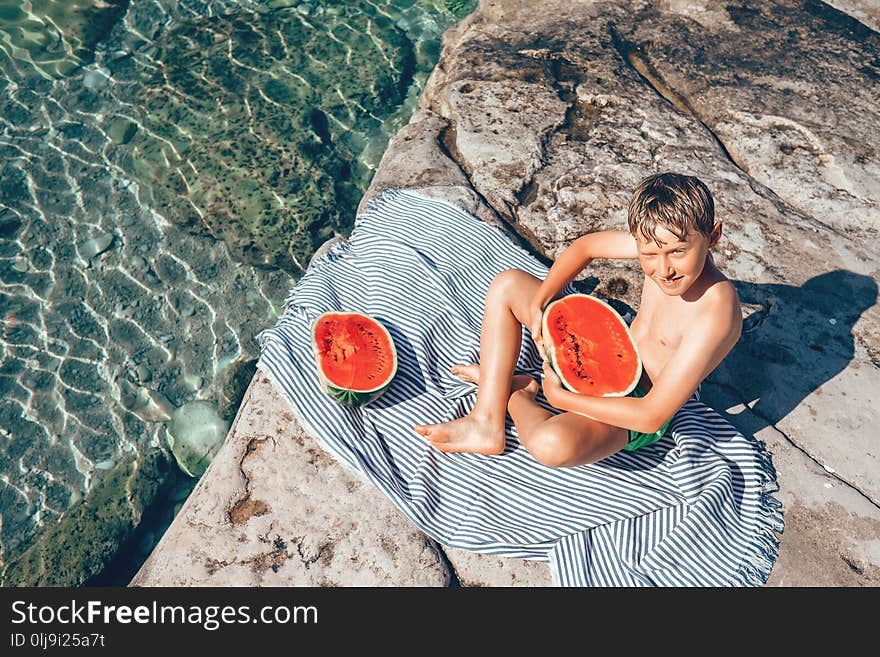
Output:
top-left (542, 286), bottom-right (742, 434)
top-left (532, 230), bottom-right (638, 310)
top-left (530, 230), bottom-right (638, 359)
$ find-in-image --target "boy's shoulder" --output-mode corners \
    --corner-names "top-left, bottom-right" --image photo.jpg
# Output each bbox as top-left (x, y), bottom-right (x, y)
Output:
top-left (690, 274), bottom-right (743, 333)
top-left (701, 269), bottom-right (738, 300)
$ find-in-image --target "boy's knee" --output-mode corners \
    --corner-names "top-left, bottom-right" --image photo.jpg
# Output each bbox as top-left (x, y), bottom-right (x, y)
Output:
top-left (528, 429), bottom-right (583, 468)
top-left (490, 269), bottom-right (528, 297)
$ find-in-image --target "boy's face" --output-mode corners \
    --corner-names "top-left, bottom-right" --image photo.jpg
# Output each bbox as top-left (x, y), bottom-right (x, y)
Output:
top-left (634, 222), bottom-right (721, 296)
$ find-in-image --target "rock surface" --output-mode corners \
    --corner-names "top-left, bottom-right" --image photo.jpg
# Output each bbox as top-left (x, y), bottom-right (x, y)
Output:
top-left (131, 373), bottom-right (452, 586)
top-left (134, 0), bottom-right (879, 586)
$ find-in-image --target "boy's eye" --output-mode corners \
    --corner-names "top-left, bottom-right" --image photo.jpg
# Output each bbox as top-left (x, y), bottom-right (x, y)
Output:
top-left (673, 249), bottom-right (685, 254)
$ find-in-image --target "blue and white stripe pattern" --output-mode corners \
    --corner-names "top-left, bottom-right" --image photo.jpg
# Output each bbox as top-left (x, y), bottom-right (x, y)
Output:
top-left (256, 189), bottom-right (784, 586)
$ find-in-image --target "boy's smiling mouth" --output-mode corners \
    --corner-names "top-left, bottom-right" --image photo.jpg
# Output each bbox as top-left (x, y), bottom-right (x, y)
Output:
top-left (659, 275), bottom-right (683, 286)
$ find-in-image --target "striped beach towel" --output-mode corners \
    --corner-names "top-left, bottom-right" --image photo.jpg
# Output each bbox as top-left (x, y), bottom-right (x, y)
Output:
top-left (255, 188), bottom-right (784, 586)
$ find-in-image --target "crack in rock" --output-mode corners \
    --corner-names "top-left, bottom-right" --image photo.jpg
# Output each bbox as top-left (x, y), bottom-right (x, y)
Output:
top-left (714, 380), bottom-right (880, 511)
top-left (511, 50), bottom-right (579, 215)
top-left (428, 48), bottom-right (582, 262)
top-left (436, 119), bottom-right (553, 264)
top-left (292, 535), bottom-right (333, 570)
top-left (205, 557), bottom-right (233, 575)
top-left (425, 538), bottom-right (461, 587)
top-left (226, 434), bottom-right (275, 526)
top-left (229, 524), bottom-right (303, 575)
top-left (606, 21), bottom-right (861, 244)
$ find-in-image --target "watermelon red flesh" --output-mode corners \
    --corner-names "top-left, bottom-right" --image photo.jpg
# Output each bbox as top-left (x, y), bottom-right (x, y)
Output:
top-left (313, 312), bottom-right (397, 406)
top-left (542, 294), bottom-right (641, 397)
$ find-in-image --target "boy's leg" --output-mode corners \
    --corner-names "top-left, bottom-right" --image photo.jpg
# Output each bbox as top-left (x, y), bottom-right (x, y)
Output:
top-left (413, 268), bottom-right (545, 454)
top-left (507, 391), bottom-right (629, 467)
top-left (470, 269), bottom-right (543, 424)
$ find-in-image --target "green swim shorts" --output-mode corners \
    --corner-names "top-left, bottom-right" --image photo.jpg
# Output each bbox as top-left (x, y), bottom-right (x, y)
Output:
top-left (622, 386), bottom-right (672, 452)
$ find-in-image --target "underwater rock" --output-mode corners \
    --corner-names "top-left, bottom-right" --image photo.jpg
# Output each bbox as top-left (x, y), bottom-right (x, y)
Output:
top-left (167, 400), bottom-right (230, 478)
top-left (107, 118), bottom-right (138, 145)
top-left (130, 387), bottom-right (173, 423)
top-left (218, 357), bottom-right (258, 423)
top-left (116, 4), bottom-right (417, 274)
top-left (82, 67), bottom-right (110, 91)
top-left (0, 0), bottom-right (128, 78)
top-left (79, 233), bottom-right (114, 259)
top-left (2, 449), bottom-right (171, 587)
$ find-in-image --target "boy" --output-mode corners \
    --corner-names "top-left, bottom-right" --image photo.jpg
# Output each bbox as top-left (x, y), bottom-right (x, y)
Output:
top-left (414, 172), bottom-right (742, 467)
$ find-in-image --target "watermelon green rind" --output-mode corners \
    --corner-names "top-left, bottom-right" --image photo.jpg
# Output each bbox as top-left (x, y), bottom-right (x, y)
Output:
top-left (311, 311), bottom-right (398, 407)
top-left (541, 294), bottom-right (642, 398)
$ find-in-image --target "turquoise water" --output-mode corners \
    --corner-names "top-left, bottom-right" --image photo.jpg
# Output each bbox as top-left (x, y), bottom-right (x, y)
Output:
top-left (0, 0), bottom-right (474, 585)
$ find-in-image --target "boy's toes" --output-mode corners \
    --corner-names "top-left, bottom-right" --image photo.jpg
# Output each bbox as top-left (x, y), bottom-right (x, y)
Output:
top-left (450, 363), bottom-right (479, 383)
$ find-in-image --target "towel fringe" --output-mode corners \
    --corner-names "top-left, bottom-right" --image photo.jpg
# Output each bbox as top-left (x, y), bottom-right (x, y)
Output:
top-left (731, 434), bottom-right (785, 587)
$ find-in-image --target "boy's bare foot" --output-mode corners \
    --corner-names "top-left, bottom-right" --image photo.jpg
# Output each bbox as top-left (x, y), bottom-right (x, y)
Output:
top-left (449, 363), bottom-right (535, 392)
top-left (507, 376), bottom-right (540, 407)
top-left (414, 414), bottom-right (506, 455)
top-left (413, 364), bottom-right (539, 454)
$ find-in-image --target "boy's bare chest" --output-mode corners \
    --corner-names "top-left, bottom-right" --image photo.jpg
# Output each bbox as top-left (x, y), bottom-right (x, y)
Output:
top-left (628, 291), bottom-right (694, 384)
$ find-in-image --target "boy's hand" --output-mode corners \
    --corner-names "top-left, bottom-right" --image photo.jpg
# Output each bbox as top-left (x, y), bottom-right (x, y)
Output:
top-left (541, 360), bottom-right (566, 408)
top-left (530, 305), bottom-right (546, 360)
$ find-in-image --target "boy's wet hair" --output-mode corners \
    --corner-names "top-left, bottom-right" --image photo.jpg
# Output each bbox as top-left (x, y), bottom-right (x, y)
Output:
top-left (627, 172), bottom-right (714, 245)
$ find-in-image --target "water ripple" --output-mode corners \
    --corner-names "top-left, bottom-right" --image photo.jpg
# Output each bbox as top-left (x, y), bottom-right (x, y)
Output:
top-left (0, 0), bottom-right (475, 584)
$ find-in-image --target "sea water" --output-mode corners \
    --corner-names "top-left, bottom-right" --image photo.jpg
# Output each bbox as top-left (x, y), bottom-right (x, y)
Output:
top-left (0, 0), bottom-right (475, 585)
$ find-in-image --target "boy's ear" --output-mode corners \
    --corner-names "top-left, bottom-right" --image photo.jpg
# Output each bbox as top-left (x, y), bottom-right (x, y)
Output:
top-left (708, 221), bottom-right (722, 248)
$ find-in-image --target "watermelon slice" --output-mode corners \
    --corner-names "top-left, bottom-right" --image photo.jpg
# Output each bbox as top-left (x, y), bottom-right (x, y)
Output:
top-left (541, 294), bottom-right (642, 397)
top-left (311, 311), bottom-right (398, 406)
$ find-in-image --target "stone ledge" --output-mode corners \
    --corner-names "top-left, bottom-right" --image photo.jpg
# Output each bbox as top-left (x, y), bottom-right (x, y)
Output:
top-left (131, 372), bottom-right (458, 586)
